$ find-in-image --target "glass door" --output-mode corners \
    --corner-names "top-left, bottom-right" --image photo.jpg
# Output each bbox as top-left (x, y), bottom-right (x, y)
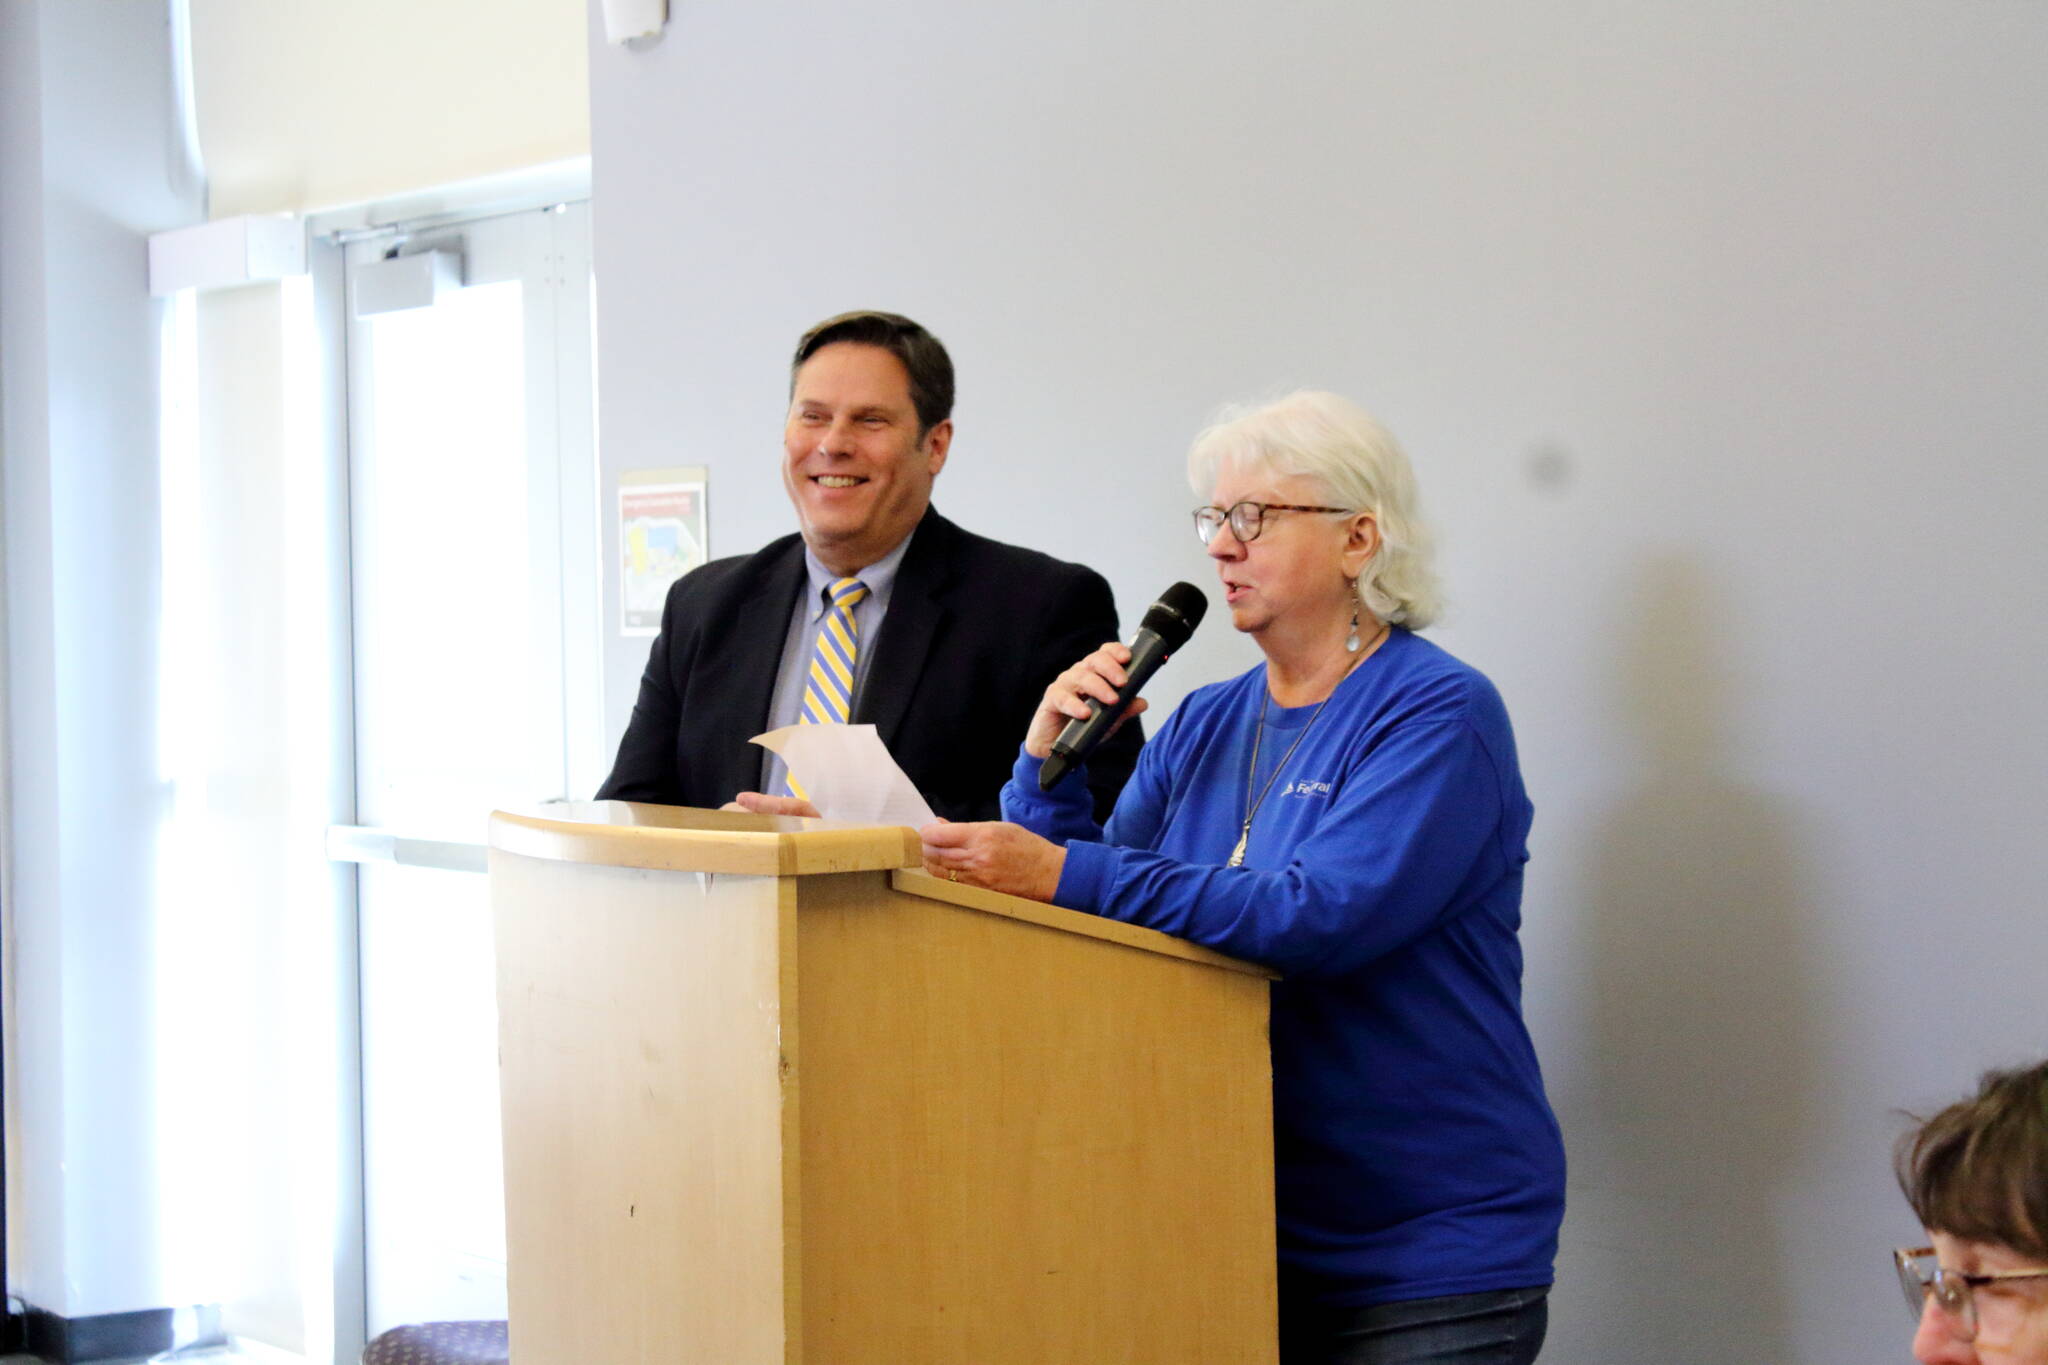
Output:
top-left (339, 200), bottom-right (598, 1339)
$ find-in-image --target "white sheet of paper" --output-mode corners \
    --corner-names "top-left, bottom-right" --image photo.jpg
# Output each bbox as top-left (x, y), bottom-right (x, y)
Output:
top-left (750, 723), bottom-right (937, 828)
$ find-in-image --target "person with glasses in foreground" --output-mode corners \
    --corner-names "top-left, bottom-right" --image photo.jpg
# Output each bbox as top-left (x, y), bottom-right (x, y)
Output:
top-left (920, 391), bottom-right (1565, 1364)
top-left (1896, 1059), bottom-right (2048, 1364)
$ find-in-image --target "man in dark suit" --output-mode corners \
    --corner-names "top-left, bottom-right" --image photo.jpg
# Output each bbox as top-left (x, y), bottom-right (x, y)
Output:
top-left (596, 311), bottom-right (1139, 823)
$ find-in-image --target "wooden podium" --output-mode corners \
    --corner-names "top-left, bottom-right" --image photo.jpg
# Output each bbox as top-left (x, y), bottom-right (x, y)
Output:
top-left (488, 802), bottom-right (1277, 1364)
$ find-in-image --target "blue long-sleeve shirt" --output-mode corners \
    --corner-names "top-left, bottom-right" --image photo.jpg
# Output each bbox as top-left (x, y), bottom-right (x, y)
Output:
top-left (1002, 628), bottom-right (1565, 1308)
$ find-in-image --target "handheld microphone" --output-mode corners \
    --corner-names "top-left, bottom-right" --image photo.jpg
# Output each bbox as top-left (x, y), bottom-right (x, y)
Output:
top-left (1039, 581), bottom-right (1208, 791)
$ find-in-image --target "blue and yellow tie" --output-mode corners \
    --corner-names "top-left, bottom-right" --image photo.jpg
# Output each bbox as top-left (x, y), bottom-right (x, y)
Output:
top-left (784, 577), bottom-right (870, 800)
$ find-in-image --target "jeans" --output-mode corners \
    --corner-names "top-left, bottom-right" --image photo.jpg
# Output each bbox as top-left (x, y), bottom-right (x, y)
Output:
top-left (1278, 1286), bottom-right (1549, 1365)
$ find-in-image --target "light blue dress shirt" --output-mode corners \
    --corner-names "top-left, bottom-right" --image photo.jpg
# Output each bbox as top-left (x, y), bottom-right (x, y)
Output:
top-left (756, 532), bottom-right (914, 794)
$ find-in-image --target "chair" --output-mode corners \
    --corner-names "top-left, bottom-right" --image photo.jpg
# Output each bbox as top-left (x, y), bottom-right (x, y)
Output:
top-left (360, 1320), bottom-right (509, 1365)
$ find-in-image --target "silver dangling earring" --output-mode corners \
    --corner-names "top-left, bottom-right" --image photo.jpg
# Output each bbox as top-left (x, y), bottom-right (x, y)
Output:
top-left (1346, 604), bottom-right (1363, 654)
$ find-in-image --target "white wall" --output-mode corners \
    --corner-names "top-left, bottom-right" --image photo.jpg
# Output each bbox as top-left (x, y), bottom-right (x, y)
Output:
top-left (191, 0), bottom-right (589, 217)
top-left (1, 0), bottom-right (206, 1320)
top-left (587, 3), bottom-right (2048, 1361)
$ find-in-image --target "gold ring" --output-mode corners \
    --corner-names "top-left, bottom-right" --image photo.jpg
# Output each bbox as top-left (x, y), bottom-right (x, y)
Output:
top-left (948, 869), bottom-right (960, 883)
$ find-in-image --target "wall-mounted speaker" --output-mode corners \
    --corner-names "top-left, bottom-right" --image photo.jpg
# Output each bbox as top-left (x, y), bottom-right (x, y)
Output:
top-left (601, 0), bottom-right (667, 44)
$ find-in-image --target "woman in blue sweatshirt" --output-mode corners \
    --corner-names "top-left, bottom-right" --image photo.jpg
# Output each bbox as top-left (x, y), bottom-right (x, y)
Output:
top-left (920, 391), bottom-right (1565, 1365)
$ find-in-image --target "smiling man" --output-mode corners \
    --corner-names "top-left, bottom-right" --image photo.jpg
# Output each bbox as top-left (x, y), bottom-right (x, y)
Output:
top-left (595, 310), bottom-right (1139, 822)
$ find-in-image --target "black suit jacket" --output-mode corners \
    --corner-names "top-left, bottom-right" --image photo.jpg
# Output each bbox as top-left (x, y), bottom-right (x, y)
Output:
top-left (596, 508), bottom-right (1141, 823)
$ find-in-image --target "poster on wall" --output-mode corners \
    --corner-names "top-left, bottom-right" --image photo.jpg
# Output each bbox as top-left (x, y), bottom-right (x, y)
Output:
top-left (619, 467), bottom-right (708, 637)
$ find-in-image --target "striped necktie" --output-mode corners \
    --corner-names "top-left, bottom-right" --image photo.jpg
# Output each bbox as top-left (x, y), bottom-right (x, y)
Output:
top-left (784, 577), bottom-right (870, 800)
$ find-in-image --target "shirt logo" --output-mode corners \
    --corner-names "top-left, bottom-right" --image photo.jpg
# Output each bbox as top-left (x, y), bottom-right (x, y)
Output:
top-left (1281, 779), bottom-right (1333, 798)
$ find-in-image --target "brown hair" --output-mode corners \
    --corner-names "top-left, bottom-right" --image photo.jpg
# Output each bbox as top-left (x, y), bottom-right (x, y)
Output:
top-left (1897, 1059), bottom-right (2048, 1261)
top-left (790, 311), bottom-right (954, 437)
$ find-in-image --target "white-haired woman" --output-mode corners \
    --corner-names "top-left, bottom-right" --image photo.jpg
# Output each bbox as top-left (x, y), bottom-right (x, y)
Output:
top-left (921, 392), bottom-right (1565, 1364)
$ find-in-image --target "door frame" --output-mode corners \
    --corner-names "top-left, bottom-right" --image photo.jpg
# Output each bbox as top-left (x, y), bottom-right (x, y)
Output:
top-left (307, 159), bottom-right (594, 1359)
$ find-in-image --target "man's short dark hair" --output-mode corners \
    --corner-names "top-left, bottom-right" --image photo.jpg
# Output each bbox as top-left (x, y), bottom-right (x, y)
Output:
top-left (791, 311), bottom-right (955, 437)
top-left (1897, 1058), bottom-right (2048, 1261)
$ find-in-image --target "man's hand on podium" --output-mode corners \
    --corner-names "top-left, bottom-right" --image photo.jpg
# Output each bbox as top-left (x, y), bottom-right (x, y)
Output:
top-left (920, 820), bottom-right (1065, 902)
top-left (725, 792), bottom-right (823, 818)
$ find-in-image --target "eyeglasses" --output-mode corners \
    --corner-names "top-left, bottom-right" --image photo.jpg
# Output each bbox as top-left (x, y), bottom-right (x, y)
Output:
top-left (1193, 501), bottom-right (1353, 545)
top-left (1895, 1245), bottom-right (2048, 1343)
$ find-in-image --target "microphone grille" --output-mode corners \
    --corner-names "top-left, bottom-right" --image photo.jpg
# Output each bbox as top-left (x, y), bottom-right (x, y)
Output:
top-left (1140, 582), bottom-right (1209, 649)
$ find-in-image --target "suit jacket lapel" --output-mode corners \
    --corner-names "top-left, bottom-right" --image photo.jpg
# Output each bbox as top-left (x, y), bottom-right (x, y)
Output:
top-left (857, 511), bottom-right (953, 752)
top-left (702, 540), bottom-right (806, 799)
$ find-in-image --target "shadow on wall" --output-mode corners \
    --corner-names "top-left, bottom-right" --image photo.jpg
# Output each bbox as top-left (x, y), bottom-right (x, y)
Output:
top-left (1561, 555), bottom-right (1820, 1365)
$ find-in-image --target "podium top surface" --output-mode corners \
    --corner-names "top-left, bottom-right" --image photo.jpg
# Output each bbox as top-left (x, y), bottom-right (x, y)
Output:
top-left (489, 801), bottom-right (921, 876)
top-left (894, 869), bottom-right (1278, 978)
top-left (490, 804), bottom-right (1274, 980)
